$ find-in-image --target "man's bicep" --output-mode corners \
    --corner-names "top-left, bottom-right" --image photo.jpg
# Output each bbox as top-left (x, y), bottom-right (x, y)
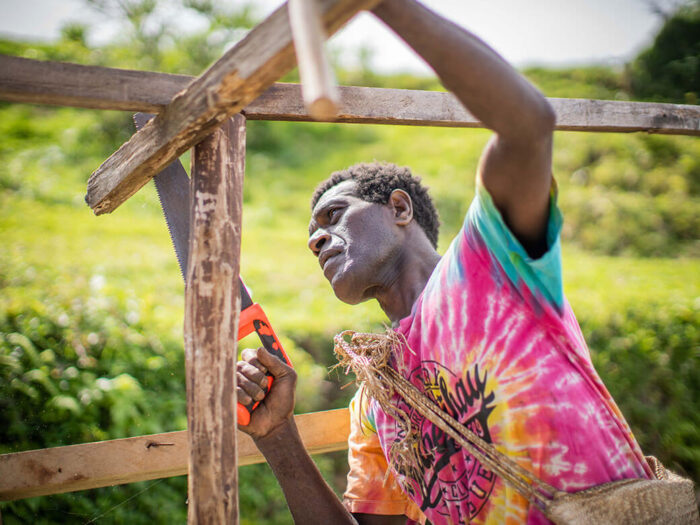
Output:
top-left (353, 513), bottom-right (410, 525)
top-left (477, 132), bottom-right (553, 258)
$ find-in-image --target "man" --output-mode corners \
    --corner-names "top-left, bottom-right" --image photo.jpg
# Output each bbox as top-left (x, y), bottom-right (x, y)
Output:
top-left (235, 0), bottom-right (652, 523)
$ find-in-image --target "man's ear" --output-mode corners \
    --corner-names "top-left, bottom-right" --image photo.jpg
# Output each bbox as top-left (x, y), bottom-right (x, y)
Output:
top-left (389, 189), bottom-right (413, 226)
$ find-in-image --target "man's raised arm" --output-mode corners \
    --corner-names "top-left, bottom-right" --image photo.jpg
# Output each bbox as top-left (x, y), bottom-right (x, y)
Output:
top-left (372, 0), bottom-right (556, 257)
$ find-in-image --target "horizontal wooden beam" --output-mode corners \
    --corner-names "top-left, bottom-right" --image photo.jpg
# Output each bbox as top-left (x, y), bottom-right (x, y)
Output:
top-left (84, 0), bottom-right (377, 216)
top-left (251, 84), bottom-right (700, 136)
top-left (1, 55), bottom-right (698, 137)
top-left (0, 408), bottom-right (350, 502)
top-left (0, 54), bottom-right (190, 112)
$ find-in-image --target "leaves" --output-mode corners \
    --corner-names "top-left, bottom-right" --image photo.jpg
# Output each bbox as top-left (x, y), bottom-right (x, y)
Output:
top-left (627, 2), bottom-right (700, 103)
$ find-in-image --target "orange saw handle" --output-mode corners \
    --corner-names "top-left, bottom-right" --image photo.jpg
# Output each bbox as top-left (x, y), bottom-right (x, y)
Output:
top-left (237, 303), bottom-right (293, 426)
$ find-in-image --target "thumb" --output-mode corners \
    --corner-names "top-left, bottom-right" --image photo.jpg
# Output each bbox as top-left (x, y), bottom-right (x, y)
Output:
top-left (256, 347), bottom-right (291, 378)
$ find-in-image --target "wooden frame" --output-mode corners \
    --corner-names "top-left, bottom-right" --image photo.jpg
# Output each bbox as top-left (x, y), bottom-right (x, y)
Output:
top-left (184, 115), bottom-right (246, 522)
top-left (2, 55), bottom-right (699, 138)
top-left (83, 0), bottom-right (379, 216)
top-left (0, 0), bottom-right (698, 520)
top-left (0, 409), bottom-right (350, 502)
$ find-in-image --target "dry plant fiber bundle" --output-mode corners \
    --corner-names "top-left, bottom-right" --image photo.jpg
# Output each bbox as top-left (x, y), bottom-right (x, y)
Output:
top-left (334, 330), bottom-right (700, 525)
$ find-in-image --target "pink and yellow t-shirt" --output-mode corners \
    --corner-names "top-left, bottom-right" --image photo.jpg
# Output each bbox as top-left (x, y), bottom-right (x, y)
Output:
top-left (343, 180), bottom-right (652, 524)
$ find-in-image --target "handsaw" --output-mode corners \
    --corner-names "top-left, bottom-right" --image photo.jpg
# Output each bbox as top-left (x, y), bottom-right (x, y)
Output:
top-left (134, 112), bottom-right (293, 426)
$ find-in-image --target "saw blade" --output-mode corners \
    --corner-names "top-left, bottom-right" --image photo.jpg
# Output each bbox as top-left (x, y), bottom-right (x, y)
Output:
top-left (133, 113), bottom-right (191, 281)
top-left (133, 113), bottom-right (251, 305)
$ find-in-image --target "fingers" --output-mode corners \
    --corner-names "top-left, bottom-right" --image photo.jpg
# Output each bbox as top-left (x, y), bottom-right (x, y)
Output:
top-left (237, 362), bottom-right (268, 405)
top-left (240, 347), bottom-right (268, 374)
top-left (237, 348), bottom-right (269, 405)
top-left (256, 347), bottom-right (294, 379)
top-left (236, 347), bottom-right (295, 406)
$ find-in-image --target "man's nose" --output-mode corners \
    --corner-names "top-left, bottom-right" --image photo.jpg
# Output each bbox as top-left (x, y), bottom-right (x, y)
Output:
top-left (308, 229), bottom-right (330, 255)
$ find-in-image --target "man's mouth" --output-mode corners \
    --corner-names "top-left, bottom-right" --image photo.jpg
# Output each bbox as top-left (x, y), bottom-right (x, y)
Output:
top-left (320, 250), bottom-right (341, 272)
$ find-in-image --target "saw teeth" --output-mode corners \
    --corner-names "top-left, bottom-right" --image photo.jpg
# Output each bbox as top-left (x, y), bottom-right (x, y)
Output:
top-left (134, 111), bottom-right (191, 283)
top-left (155, 183), bottom-right (188, 282)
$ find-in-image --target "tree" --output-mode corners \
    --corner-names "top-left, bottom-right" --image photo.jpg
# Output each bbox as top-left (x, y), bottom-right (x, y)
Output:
top-left (628, 1), bottom-right (700, 104)
top-left (83, 0), bottom-right (257, 73)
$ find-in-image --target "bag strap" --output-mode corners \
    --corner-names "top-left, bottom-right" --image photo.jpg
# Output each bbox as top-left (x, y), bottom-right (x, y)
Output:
top-left (333, 330), bottom-right (564, 509)
top-left (384, 367), bottom-right (563, 509)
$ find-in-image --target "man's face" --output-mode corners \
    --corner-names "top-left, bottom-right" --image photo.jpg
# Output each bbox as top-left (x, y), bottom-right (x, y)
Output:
top-left (308, 180), bottom-right (403, 304)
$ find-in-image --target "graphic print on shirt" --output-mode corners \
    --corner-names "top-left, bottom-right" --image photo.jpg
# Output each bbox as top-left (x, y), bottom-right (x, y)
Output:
top-left (394, 360), bottom-right (497, 522)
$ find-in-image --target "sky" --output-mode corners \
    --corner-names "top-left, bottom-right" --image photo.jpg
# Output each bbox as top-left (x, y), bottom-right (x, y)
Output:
top-left (0, 0), bottom-right (675, 73)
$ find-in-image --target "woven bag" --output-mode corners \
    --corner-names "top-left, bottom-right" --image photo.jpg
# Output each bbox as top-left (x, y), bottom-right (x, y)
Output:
top-left (334, 331), bottom-right (700, 525)
top-left (546, 460), bottom-right (699, 524)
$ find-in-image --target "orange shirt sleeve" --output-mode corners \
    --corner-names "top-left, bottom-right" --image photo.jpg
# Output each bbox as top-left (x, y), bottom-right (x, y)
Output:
top-left (343, 387), bottom-right (425, 523)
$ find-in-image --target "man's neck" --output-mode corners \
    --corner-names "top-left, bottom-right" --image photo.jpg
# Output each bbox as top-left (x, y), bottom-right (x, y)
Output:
top-left (375, 242), bottom-right (441, 325)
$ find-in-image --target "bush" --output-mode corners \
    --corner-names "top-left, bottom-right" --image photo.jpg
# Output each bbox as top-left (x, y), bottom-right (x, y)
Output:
top-left (627, 3), bottom-right (700, 104)
top-left (0, 289), bottom-right (347, 523)
top-left (583, 301), bottom-right (700, 481)
top-left (0, 288), bottom-right (190, 523)
top-left (554, 132), bottom-right (700, 257)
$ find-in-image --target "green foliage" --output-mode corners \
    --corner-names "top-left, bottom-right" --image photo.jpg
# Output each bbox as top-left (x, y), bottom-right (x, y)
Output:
top-left (82, 0), bottom-right (257, 73)
top-left (0, 272), bottom-right (190, 522)
top-left (585, 302), bottom-right (700, 481)
top-left (0, 285), bottom-right (187, 447)
top-left (553, 132), bottom-right (700, 257)
top-left (627, 2), bottom-right (700, 104)
top-left (2, 478), bottom-right (188, 525)
top-left (524, 66), bottom-right (628, 100)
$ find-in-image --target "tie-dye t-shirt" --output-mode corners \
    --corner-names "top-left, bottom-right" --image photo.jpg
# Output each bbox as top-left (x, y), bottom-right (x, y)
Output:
top-left (343, 179), bottom-right (652, 524)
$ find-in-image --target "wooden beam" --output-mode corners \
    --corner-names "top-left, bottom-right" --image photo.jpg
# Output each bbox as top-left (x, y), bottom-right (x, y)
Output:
top-left (0, 54), bottom-right (191, 112)
top-left (248, 84), bottom-right (700, 135)
top-left (0, 409), bottom-right (350, 502)
top-left (1, 56), bottom-right (698, 136)
top-left (288, 0), bottom-right (340, 120)
top-left (184, 115), bottom-right (245, 524)
top-left (84, 0), bottom-right (378, 216)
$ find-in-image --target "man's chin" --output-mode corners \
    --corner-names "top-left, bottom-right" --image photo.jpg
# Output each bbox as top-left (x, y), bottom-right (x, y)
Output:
top-left (330, 274), bottom-right (364, 305)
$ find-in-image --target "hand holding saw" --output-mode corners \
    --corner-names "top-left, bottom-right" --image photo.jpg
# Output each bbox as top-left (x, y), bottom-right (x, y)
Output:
top-left (134, 113), bottom-right (293, 426)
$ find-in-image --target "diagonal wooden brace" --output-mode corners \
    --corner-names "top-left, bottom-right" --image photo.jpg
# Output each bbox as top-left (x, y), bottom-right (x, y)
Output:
top-left (85, 0), bottom-right (378, 216)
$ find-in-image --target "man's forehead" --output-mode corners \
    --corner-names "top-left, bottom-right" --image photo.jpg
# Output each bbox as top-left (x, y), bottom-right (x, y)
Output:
top-left (312, 180), bottom-right (358, 212)
top-left (308, 180), bottom-right (358, 235)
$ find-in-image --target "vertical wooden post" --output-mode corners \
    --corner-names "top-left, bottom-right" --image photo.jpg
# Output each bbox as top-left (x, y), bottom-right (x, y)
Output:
top-left (184, 114), bottom-right (246, 524)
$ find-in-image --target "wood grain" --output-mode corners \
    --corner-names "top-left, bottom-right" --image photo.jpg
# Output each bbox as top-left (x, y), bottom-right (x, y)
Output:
top-left (84, 0), bottom-right (378, 215)
top-left (1, 56), bottom-right (697, 136)
top-left (184, 115), bottom-right (245, 524)
top-left (248, 84), bottom-right (700, 135)
top-left (0, 409), bottom-right (351, 501)
top-left (0, 54), bottom-right (190, 111)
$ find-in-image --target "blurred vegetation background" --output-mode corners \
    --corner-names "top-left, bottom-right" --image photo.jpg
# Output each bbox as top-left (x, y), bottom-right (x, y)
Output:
top-left (0, 0), bottom-right (698, 523)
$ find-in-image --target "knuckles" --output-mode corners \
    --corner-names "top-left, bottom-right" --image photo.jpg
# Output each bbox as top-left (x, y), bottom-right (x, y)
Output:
top-left (240, 347), bottom-right (259, 361)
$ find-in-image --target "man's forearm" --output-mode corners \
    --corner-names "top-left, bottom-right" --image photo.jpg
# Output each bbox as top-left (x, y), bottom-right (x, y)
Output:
top-left (253, 419), bottom-right (357, 524)
top-left (372, 0), bottom-right (554, 139)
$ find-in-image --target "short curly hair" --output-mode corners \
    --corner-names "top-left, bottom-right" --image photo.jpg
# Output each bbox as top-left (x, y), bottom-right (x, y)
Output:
top-left (311, 162), bottom-right (440, 248)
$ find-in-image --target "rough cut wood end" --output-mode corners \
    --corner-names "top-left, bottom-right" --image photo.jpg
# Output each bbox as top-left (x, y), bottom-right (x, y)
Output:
top-left (309, 96), bottom-right (339, 121)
